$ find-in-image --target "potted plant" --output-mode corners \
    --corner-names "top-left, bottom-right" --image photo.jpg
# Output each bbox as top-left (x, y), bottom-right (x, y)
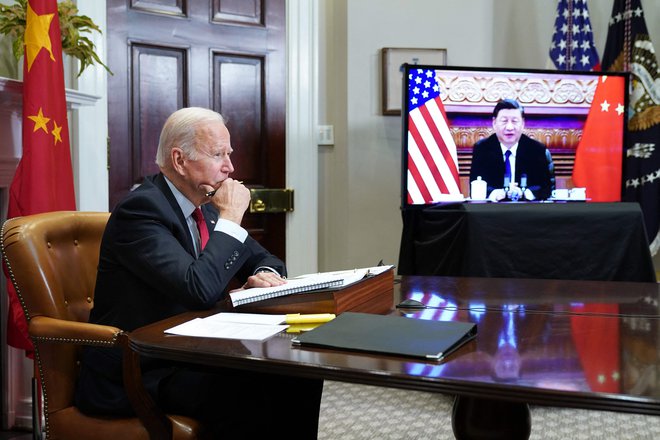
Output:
top-left (0, 0), bottom-right (111, 76)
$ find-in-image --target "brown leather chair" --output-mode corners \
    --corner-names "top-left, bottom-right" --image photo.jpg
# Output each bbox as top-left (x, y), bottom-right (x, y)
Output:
top-left (1, 211), bottom-right (206, 440)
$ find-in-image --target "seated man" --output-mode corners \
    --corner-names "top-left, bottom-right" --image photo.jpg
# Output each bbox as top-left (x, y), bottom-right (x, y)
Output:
top-left (469, 99), bottom-right (555, 201)
top-left (75, 107), bottom-right (323, 438)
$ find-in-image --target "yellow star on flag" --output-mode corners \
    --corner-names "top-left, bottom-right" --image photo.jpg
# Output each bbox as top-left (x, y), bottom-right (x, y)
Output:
top-left (28, 108), bottom-right (50, 134)
top-left (24, 2), bottom-right (56, 72)
top-left (51, 121), bottom-right (63, 144)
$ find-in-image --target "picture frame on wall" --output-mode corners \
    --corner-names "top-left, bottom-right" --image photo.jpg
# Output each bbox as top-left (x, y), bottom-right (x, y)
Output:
top-left (381, 47), bottom-right (447, 116)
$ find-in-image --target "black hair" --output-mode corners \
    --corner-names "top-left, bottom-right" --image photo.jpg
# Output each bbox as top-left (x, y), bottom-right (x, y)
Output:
top-left (492, 99), bottom-right (525, 119)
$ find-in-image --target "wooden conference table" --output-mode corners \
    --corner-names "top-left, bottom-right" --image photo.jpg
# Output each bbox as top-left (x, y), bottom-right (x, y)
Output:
top-left (127, 276), bottom-right (660, 439)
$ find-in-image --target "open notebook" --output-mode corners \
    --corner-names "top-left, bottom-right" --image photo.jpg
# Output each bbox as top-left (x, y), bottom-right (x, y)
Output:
top-left (229, 265), bottom-right (393, 307)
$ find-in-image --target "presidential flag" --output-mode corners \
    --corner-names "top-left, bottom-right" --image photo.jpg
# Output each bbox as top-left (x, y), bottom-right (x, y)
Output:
top-left (406, 68), bottom-right (461, 204)
top-left (572, 76), bottom-right (626, 201)
top-left (5, 0), bottom-right (77, 356)
top-left (548, 0), bottom-right (600, 71)
top-left (602, 0), bottom-right (659, 256)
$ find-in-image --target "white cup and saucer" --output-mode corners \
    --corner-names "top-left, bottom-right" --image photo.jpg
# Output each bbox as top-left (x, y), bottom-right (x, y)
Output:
top-left (551, 188), bottom-right (569, 200)
top-left (569, 187), bottom-right (586, 201)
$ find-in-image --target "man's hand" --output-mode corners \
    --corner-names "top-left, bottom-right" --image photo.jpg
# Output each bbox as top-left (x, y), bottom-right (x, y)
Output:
top-left (229, 272), bottom-right (287, 293)
top-left (488, 189), bottom-right (507, 202)
top-left (507, 182), bottom-right (523, 201)
top-left (208, 178), bottom-right (251, 224)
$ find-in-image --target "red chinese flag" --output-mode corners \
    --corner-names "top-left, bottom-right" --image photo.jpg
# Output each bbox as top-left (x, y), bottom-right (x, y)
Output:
top-left (572, 76), bottom-right (626, 201)
top-left (4, 0), bottom-right (76, 356)
top-left (570, 304), bottom-right (621, 394)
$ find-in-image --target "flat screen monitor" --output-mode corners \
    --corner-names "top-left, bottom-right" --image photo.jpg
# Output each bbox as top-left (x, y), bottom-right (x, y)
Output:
top-left (401, 64), bottom-right (629, 207)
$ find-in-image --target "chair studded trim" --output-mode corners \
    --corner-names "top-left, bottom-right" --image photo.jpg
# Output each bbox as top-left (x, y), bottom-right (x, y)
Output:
top-left (31, 332), bottom-right (123, 346)
top-left (1, 217), bottom-right (32, 323)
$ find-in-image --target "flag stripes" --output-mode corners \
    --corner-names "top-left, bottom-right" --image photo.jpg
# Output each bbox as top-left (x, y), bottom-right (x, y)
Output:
top-left (407, 96), bottom-right (461, 204)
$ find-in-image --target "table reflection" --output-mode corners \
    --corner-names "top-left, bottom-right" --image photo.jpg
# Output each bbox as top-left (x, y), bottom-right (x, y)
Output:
top-left (398, 288), bottom-right (660, 398)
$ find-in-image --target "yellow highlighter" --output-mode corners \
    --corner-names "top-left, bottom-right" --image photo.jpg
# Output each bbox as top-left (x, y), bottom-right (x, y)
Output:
top-left (285, 313), bottom-right (336, 325)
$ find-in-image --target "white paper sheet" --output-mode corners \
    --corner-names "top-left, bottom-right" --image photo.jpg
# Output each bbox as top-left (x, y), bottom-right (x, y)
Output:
top-left (164, 313), bottom-right (288, 341)
top-left (292, 265), bottom-right (394, 286)
top-left (202, 312), bottom-right (286, 325)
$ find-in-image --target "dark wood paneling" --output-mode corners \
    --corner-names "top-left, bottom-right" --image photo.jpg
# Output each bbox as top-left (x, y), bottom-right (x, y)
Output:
top-left (212, 54), bottom-right (263, 183)
top-left (131, 0), bottom-right (186, 16)
top-left (108, 0), bottom-right (286, 259)
top-left (212, 0), bottom-right (263, 25)
top-left (131, 44), bottom-right (187, 182)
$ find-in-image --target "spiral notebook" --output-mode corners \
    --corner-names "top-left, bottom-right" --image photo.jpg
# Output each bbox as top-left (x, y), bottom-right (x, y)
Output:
top-left (229, 273), bottom-right (344, 307)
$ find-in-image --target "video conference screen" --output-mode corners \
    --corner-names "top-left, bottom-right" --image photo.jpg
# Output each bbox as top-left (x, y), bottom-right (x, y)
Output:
top-left (401, 65), bottom-right (629, 207)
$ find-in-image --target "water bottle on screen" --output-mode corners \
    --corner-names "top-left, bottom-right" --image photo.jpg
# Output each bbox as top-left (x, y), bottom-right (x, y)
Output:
top-left (471, 176), bottom-right (487, 200)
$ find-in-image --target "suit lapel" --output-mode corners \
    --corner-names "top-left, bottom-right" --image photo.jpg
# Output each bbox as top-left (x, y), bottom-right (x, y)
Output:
top-left (515, 136), bottom-right (530, 182)
top-left (489, 137), bottom-right (505, 176)
top-left (151, 173), bottom-right (197, 255)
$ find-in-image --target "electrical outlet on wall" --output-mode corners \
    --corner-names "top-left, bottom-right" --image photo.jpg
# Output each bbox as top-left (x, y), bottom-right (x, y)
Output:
top-left (317, 125), bottom-right (334, 146)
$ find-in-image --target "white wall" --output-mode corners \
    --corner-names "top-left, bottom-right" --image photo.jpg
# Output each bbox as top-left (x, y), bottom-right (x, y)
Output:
top-left (318, 0), bottom-right (660, 271)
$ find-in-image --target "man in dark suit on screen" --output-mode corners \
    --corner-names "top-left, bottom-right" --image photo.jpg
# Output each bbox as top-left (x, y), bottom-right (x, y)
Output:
top-left (75, 107), bottom-right (323, 438)
top-left (469, 99), bottom-right (555, 201)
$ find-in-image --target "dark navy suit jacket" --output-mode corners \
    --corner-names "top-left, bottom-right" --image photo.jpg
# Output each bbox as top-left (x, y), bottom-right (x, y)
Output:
top-left (469, 134), bottom-right (555, 200)
top-left (75, 173), bottom-right (285, 415)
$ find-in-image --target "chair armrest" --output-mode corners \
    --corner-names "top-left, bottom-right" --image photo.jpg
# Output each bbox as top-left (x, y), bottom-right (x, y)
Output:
top-left (28, 315), bottom-right (123, 347)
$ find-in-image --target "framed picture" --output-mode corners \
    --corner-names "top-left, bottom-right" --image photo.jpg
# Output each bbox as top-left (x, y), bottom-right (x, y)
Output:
top-left (381, 47), bottom-right (447, 115)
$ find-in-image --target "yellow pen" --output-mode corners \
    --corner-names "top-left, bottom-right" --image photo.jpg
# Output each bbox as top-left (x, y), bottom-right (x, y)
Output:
top-left (285, 313), bottom-right (336, 324)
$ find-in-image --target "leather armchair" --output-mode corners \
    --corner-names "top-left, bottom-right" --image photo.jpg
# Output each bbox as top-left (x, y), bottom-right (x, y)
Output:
top-left (1, 211), bottom-right (206, 439)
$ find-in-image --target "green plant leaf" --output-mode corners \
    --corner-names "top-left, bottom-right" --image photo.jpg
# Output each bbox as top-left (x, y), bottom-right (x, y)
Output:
top-left (0, 0), bottom-right (112, 76)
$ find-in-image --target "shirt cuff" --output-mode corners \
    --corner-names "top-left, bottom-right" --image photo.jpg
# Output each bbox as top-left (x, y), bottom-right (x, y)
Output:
top-left (214, 218), bottom-right (248, 243)
top-left (253, 266), bottom-right (282, 277)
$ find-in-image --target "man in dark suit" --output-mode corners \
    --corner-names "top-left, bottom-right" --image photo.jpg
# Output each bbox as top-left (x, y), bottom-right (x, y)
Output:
top-left (75, 107), bottom-right (323, 438)
top-left (469, 99), bottom-right (555, 201)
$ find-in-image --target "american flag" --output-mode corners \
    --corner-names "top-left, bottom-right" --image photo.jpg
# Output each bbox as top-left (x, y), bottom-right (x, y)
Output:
top-left (549, 0), bottom-right (600, 71)
top-left (406, 68), bottom-right (460, 204)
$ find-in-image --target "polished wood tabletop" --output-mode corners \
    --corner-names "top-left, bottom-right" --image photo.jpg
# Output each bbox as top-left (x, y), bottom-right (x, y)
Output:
top-left (128, 276), bottom-right (660, 439)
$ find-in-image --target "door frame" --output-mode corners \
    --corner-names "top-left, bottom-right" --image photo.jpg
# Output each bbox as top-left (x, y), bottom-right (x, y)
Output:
top-left (285, 0), bottom-right (319, 276)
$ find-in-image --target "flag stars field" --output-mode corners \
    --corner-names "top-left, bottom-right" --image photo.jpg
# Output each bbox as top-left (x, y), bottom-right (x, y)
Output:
top-left (24, 1), bottom-right (56, 71)
top-left (28, 107), bottom-right (50, 133)
top-left (51, 121), bottom-right (63, 144)
top-left (549, 0), bottom-right (599, 71)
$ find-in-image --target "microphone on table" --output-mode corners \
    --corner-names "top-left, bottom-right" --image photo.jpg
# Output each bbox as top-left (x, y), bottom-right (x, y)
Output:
top-left (520, 174), bottom-right (528, 200)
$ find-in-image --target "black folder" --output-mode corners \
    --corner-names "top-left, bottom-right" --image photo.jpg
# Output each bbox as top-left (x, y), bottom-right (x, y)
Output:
top-left (291, 312), bottom-right (477, 360)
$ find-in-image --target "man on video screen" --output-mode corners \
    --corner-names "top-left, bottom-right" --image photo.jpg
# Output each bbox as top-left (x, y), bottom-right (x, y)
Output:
top-left (469, 99), bottom-right (555, 201)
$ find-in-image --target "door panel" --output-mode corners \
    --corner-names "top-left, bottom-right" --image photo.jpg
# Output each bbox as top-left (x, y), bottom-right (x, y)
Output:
top-left (131, 44), bottom-right (187, 181)
top-left (213, 0), bottom-right (262, 25)
top-left (107, 0), bottom-right (286, 258)
top-left (213, 55), bottom-right (263, 181)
